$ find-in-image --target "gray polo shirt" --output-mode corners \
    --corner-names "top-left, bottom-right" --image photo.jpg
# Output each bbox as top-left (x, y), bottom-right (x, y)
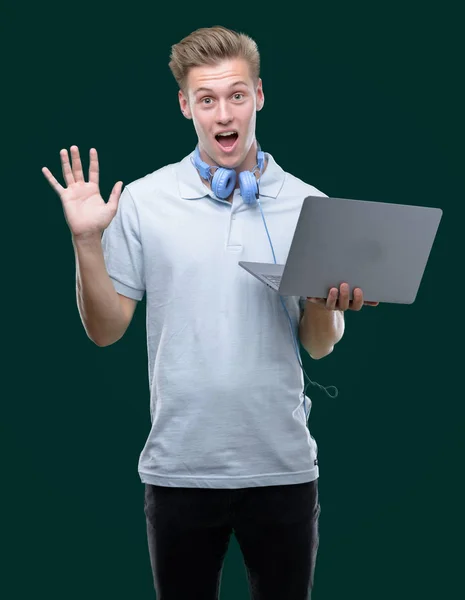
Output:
top-left (102, 149), bottom-right (327, 488)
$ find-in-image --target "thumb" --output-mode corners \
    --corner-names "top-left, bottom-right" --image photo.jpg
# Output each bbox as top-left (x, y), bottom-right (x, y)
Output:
top-left (108, 181), bottom-right (123, 211)
top-left (306, 297), bottom-right (325, 304)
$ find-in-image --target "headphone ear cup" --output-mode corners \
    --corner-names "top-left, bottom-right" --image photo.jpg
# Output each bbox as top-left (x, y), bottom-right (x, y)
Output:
top-left (239, 171), bottom-right (258, 206)
top-left (212, 168), bottom-right (236, 199)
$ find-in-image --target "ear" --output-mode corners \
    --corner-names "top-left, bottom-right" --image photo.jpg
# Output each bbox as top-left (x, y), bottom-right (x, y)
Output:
top-left (178, 89), bottom-right (192, 119)
top-left (256, 78), bottom-right (265, 112)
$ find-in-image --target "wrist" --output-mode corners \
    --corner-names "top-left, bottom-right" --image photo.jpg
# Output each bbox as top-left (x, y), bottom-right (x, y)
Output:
top-left (71, 231), bottom-right (103, 244)
top-left (72, 231), bottom-right (103, 249)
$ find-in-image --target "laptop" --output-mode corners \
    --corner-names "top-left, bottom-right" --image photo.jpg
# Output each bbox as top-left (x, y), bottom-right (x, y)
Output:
top-left (239, 195), bottom-right (443, 304)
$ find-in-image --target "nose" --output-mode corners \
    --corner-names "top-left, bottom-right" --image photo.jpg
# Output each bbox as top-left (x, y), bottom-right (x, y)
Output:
top-left (216, 100), bottom-right (233, 124)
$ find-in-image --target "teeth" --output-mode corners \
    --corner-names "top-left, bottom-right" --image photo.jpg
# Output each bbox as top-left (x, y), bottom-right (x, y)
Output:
top-left (217, 131), bottom-right (237, 136)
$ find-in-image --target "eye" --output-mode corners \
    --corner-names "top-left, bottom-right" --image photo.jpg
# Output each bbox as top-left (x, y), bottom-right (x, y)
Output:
top-left (201, 97), bottom-right (213, 105)
top-left (233, 93), bottom-right (244, 100)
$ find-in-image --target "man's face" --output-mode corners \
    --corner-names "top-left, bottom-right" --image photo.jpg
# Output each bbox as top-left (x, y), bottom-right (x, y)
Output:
top-left (179, 58), bottom-right (264, 171)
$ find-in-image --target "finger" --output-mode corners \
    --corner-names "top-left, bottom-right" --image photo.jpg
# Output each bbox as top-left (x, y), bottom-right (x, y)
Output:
top-left (60, 148), bottom-right (75, 186)
top-left (364, 301), bottom-right (379, 306)
top-left (108, 181), bottom-right (123, 210)
top-left (326, 287), bottom-right (338, 310)
top-left (41, 166), bottom-right (65, 196)
top-left (88, 148), bottom-right (100, 185)
top-left (350, 288), bottom-right (363, 311)
top-left (70, 145), bottom-right (85, 182)
top-left (338, 283), bottom-right (350, 311)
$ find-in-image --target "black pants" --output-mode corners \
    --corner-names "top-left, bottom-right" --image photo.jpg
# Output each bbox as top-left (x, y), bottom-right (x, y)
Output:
top-left (144, 478), bottom-right (320, 600)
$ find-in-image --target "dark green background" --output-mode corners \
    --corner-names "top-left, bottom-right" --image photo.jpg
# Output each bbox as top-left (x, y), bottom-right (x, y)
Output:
top-left (3, 1), bottom-right (463, 598)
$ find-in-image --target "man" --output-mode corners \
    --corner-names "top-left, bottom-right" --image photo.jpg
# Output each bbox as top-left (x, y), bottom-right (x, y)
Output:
top-left (42, 25), bottom-right (377, 600)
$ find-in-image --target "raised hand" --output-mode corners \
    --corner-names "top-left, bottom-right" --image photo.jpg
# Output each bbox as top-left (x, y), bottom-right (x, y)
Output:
top-left (42, 145), bottom-right (123, 239)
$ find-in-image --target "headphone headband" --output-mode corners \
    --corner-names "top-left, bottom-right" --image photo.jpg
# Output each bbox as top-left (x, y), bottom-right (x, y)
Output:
top-left (191, 143), bottom-right (265, 204)
top-left (192, 145), bottom-right (265, 182)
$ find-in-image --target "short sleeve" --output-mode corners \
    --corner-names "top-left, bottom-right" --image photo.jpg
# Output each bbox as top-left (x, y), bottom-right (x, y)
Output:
top-left (101, 186), bottom-right (145, 301)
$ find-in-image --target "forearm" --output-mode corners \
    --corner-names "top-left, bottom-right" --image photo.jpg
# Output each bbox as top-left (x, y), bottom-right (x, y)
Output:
top-left (73, 233), bottom-right (127, 346)
top-left (299, 301), bottom-right (345, 359)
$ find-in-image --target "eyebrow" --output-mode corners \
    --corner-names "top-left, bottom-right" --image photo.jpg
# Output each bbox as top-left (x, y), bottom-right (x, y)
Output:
top-left (193, 81), bottom-right (249, 95)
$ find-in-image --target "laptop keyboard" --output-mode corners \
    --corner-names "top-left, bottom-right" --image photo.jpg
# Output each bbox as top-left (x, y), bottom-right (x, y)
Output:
top-left (262, 274), bottom-right (282, 287)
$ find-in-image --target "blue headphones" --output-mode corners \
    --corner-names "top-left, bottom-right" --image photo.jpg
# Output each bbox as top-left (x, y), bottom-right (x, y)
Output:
top-left (191, 144), bottom-right (266, 205)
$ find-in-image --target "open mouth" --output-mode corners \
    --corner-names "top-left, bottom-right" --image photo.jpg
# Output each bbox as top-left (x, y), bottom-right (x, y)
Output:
top-left (215, 131), bottom-right (239, 152)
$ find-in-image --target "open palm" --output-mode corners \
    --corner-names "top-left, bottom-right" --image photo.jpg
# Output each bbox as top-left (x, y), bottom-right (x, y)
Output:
top-left (42, 145), bottom-right (123, 238)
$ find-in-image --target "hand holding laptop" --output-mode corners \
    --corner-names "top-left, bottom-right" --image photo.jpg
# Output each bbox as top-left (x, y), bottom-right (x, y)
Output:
top-left (239, 195), bottom-right (442, 305)
top-left (306, 282), bottom-right (380, 311)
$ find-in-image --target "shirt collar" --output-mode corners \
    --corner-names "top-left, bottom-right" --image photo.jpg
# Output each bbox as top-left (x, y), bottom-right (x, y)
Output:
top-left (176, 149), bottom-right (286, 201)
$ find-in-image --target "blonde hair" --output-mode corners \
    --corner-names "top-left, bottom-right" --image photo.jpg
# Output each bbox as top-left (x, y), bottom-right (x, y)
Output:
top-left (168, 26), bottom-right (260, 93)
